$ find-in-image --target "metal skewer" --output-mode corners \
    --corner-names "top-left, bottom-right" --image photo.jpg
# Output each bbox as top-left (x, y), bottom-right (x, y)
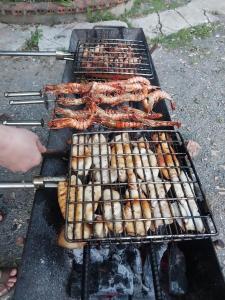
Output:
top-left (9, 98), bottom-right (55, 109)
top-left (1, 119), bottom-right (44, 127)
top-left (0, 176), bottom-right (66, 189)
top-left (0, 50), bottom-right (74, 61)
top-left (5, 91), bottom-right (43, 98)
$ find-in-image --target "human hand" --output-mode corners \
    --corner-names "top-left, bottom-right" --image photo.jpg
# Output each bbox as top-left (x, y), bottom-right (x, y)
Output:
top-left (0, 126), bottom-right (46, 172)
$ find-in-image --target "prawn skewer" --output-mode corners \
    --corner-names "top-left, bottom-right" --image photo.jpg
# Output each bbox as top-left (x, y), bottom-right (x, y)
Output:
top-left (48, 114), bottom-right (94, 130)
top-left (98, 118), bottom-right (145, 129)
top-left (120, 106), bottom-right (163, 119)
top-left (146, 90), bottom-right (176, 112)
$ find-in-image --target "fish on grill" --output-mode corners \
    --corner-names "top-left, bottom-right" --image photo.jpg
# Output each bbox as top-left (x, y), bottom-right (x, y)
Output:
top-left (110, 135), bottom-right (127, 182)
top-left (72, 135), bottom-right (92, 176)
top-left (123, 197), bottom-right (152, 236)
top-left (171, 171), bottom-right (204, 233)
top-left (83, 183), bottom-right (101, 222)
top-left (93, 215), bottom-right (109, 238)
top-left (91, 134), bottom-right (117, 184)
top-left (103, 189), bottom-right (123, 234)
top-left (153, 132), bottom-right (180, 179)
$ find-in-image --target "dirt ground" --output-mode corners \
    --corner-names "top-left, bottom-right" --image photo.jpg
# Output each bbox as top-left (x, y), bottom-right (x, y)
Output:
top-left (0, 21), bottom-right (225, 282)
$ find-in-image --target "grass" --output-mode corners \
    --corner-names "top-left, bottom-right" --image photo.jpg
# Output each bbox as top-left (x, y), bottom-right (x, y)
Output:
top-left (86, 8), bottom-right (116, 23)
top-left (86, 7), bottom-right (132, 28)
top-left (150, 23), bottom-right (218, 49)
top-left (22, 27), bottom-right (43, 51)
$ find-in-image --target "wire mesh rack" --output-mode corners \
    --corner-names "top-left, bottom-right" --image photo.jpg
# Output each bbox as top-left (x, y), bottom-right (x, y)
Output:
top-left (62, 129), bottom-right (217, 244)
top-left (73, 39), bottom-right (154, 80)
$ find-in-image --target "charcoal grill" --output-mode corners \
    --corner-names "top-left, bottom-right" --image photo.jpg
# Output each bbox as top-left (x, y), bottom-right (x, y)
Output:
top-left (0, 26), bottom-right (224, 300)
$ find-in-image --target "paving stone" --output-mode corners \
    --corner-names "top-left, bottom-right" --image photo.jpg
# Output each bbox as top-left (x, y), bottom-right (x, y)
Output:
top-left (193, 0), bottom-right (225, 15)
top-left (176, 6), bottom-right (211, 26)
top-left (129, 13), bottom-right (160, 39)
top-left (0, 24), bottom-right (34, 50)
top-left (159, 9), bottom-right (189, 35)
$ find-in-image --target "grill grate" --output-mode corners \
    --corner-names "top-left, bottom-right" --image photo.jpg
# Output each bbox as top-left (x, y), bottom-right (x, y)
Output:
top-left (73, 39), bottom-right (154, 80)
top-left (64, 129), bottom-right (217, 244)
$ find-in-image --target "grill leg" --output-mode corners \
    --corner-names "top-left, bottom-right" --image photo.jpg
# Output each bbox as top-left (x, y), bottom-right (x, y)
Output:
top-left (81, 244), bottom-right (90, 300)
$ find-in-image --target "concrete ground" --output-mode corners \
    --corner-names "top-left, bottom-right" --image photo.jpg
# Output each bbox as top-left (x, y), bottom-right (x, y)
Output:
top-left (0, 0), bottom-right (225, 298)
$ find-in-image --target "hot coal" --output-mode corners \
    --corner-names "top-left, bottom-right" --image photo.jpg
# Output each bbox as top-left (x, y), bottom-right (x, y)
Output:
top-left (70, 244), bottom-right (157, 299)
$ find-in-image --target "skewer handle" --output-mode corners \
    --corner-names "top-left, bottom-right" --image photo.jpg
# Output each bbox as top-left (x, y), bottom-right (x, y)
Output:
top-left (0, 50), bottom-right (73, 60)
top-left (5, 91), bottom-right (42, 97)
top-left (9, 99), bottom-right (47, 105)
top-left (1, 119), bottom-right (44, 127)
top-left (0, 176), bottom-right (66, 189)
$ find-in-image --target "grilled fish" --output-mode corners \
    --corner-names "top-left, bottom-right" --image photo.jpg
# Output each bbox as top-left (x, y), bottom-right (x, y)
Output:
top-left (103, 189), bottom-right (123, 234)
top-left (84, 183), bottom-right (102, 222)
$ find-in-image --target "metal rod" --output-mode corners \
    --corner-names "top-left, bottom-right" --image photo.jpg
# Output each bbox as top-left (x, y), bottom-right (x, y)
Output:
top-left (1, 119), bottom-right (44, 127)
top-left (9, 99), bottom-right (55, 105)
top-left (0, 176), bottom-right (66, 189)
top-left (0, 51), bottom-right (57, 57)
top-left (5, 91), bottom-right (42, 98)
top-left (0, 50), bottom-right (73, 60)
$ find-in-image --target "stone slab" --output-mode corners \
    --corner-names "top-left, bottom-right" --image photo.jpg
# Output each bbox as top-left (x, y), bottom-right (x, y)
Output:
top-left (159, 9), bottom-right (189, 35)
top-left (192, 0), bottom-right (225, 15)
top-left (129, 13), bottom-right (160, 39)
top-left (176, 1), bottom-right (219, 26)
top-left (0, 24), bottom-right (35, 50)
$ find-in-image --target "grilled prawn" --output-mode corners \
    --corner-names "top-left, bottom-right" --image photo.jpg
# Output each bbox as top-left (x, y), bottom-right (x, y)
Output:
top-left (146, 90), bottom-right (176, 112)
top-left (48, 114), bottom-right (94, 130)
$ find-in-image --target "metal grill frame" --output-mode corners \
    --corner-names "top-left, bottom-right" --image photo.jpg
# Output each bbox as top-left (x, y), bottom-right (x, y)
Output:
top-left (64, 129), bottom-right (217, 244)
top-left (73, 38), bottom-right (154, 80)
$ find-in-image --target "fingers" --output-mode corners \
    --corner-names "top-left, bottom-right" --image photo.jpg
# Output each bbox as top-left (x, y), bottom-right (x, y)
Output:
top-left (36, 139), bottom-right (46, 153)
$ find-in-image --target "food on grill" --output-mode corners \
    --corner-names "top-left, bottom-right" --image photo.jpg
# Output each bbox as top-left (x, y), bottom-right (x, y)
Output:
top-left (92, 134), bottom-right (116, 184)
top-left (58, 175), bottom-right (83, 222)
top-left (59, 132), bottom-right (206, 242)
top-left (111, 135), bottom-right (127, 182)
top-left (44, 76), bottom-right (156, 96)
top-left (47, 76), bottom-right (180, 130)
top-left (133, 145), bottom-right (158, 181)
top-left (144, 90), bottom-right (175, 113)
top-left (123, 198), bottom-right (152, 236)
top-left (103, 189), bottom-right (123, 234)
top-left (80, 42), bottom-right (142, 72)
top-left (84, 183), bottom-right (101, 222)
top-left (152, 200), bottom-right (173, 229)
top-left (94, 215), bottom-right (109, 238)
top-left (153, 132), bottom-right (180, 179)
top-left (58, 176), bottom-right (76, 221)
top-left (48, 115), bottom-right (95, 130)
top-left (57, 226), bottom-right (86, 249)
top-left (71, 135), bottom-right (92, 176)
top-left (121, 106), bottom-right (163, 120)
top-left (45, 76), bottom-right (175, 111)
top-left (171, 171), bottom-right (204, 232)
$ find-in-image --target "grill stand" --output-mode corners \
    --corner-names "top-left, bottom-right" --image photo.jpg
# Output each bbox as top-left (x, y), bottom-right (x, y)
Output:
top-left (13, 27), bottom-right (225, 300)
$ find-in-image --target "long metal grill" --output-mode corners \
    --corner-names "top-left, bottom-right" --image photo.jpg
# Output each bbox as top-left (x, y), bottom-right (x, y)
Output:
top-left (73, 39), bottom-right (154, 80)
top-left (64, 129), bottom-right (217, 244)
